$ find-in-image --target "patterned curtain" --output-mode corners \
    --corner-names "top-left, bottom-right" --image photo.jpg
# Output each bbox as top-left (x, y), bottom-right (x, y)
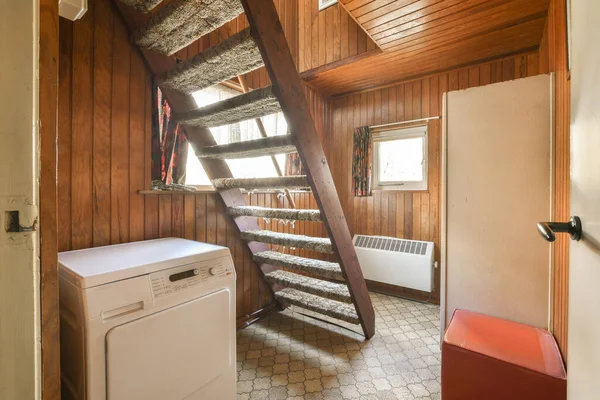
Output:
top-left (352, 126), bottom-right (373, 197)
top-left (152, 84), bottom-right (188, 184)
top-left (284, 153), bottom-right (305, 176)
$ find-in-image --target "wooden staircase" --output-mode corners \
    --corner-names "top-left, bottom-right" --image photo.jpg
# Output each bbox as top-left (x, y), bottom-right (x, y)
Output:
top-left (115, 0), bottom-right (375, 338)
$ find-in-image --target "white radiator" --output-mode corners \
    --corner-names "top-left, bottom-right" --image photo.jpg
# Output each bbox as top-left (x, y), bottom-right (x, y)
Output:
top-left (353, 235), bottom-right (435, 293)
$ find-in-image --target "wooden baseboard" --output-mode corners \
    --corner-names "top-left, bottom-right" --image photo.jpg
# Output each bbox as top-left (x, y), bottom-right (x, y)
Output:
top-left (365, 279), bottom-right (440, 305)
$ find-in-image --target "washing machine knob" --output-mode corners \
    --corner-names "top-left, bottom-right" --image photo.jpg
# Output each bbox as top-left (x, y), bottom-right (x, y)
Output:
top-left (209, 267), bottom-right (218, 276)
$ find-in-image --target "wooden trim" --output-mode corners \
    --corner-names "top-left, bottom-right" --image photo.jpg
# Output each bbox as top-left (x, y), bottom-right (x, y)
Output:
top-left (300, 47), bottom-right (382, 80)
top-left (541, 0), bottom-right (571, 360)
top-left (139, 189), bottom-right (216, 195)
top-left (40, 0), bottom-right (61, 398)
top-left (139, 189), bottom-right (313, 195)
top-left (331, 48), bottom-right (540, 98)
top-left (370, 116), bottom-right (439, 130)
top-left (365, 280), bottom-right (439, 305)
top-left (242, 0), bottom-right (376, 338)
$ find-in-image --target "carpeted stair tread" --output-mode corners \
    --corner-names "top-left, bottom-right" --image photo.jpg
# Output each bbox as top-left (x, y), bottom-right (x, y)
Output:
top-left (213, 176), bottom-right (309, 190)
top-left (254, 251), bottom-right (343, 281)
top-left (119, 0), bottom-right (163, 12)
top-left (228, 206), bottom-right (321, 222)
top-left (134, 0), bottom-right (244, 56)
top-left (265, 270), bottom-right (351, 303)
top-left (196, 136), bottom-right (296, 160)
top-left (175, 86), bottom-right (281, 128)
top-left (158, 28), bottom-right (263, 93)
top-left (240, 230), bottom-right (333, 253)
top-left (275, 288), bottom-right (359, 324)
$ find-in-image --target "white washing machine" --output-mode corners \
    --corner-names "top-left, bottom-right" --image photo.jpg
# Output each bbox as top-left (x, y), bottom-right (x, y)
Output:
top-left (58, 238), bottom-right (236, 400)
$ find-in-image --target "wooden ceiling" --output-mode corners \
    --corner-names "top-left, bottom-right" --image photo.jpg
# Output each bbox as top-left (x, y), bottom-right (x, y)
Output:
top-left (304, 0), bottom-right (550, 95)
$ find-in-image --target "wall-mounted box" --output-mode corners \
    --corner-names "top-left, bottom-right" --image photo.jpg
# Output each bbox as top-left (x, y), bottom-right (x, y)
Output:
top-left (59, 0), bottom-right (88, 21)
top-left (319, 0), bottom-right (338, 11)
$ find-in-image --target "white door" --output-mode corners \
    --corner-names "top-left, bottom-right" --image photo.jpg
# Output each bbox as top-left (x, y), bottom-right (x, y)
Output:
top-left (0, 1), bottom-right (41, 399)
top-left (443, 75), bottom-right (552, 329)
top-left (567, 0), bottom-right (600, 398)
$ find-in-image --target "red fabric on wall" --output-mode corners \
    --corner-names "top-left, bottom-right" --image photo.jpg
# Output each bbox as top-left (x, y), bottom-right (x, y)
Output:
top-left (152, 85), bottom-right (188, 184)
top-left (284, 153), bottom-right (304, 176)
top-left (352, 126), bottom-right (372, 197)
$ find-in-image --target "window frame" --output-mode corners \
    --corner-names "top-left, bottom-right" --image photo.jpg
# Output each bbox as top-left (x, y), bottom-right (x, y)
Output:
top-left (371, 125), bottom-right (428, 192)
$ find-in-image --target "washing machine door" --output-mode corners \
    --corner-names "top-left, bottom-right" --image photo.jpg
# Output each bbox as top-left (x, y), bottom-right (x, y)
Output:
top-left (105, 289), bottom-right (234, 400)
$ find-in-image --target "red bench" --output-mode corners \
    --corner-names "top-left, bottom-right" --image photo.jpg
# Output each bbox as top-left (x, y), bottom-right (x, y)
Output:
top-left (442, 309), bottom-right (566, 400)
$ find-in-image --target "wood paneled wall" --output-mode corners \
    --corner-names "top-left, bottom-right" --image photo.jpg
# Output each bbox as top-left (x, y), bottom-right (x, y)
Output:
top-left (539, 0), bottom-right (570, 361)
top-left (57, 0), bottom-right (274, 323)
top-left (297, 0), bottom-right (378, 73)
top-left (57, 0), bottom-right (329, 323)
top-left (326, 52), bottom-right (542, 301)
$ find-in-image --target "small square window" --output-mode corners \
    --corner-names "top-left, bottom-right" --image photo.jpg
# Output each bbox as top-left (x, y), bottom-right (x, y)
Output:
top-left (372, 125), bottom-right (428, 191)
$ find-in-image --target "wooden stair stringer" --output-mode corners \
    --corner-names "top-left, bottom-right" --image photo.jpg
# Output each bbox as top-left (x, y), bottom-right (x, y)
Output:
top-left (241, 0), bottom-right (376, 339)
top-left (112, 1), bottom-right (283, 302)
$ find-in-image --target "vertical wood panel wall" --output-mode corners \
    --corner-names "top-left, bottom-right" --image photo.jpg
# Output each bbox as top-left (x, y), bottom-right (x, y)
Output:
top-left (325, 53), bottom-right (542, 301)
top-left (57, 0), bottom-right (327, 323)
top-left (538, 0), bottom-right (570, 360)
top-left (297, 0), bottom-right (378, 73)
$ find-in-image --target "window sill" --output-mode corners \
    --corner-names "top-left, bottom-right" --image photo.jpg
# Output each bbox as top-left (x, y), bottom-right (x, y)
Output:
top-left (372, 188), bottom-right (429, 194)
top-left (139, 189), bottom-right (312, 195)
top-left (139, 189), bottom-right (215, 195)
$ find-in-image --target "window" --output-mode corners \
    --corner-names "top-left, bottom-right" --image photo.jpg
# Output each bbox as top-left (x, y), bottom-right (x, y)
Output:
top-left (372, 125), bottom-right (428, 191)
top-left (185, 85), bottom-right (288, 187)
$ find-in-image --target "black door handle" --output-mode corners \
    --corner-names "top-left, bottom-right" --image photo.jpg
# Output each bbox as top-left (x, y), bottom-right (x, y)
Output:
top-left (537, 216), bottom-right (582, 242)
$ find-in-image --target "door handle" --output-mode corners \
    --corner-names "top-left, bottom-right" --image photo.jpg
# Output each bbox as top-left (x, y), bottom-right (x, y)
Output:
top-left (537, 216), bottom-right (582, 242)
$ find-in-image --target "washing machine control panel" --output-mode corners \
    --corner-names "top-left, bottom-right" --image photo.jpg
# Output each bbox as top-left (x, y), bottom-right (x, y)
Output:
top-left (149, 257), bottom-right (233, 299)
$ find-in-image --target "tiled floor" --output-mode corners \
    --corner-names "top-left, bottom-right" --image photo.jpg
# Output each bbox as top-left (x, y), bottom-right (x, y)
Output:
top-left (236, 292), bottom-right (441, 400)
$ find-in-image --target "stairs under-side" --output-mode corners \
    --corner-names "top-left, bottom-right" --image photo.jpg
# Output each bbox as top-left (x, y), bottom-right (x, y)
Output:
top-left (117, 0), bottom-right (375, 337)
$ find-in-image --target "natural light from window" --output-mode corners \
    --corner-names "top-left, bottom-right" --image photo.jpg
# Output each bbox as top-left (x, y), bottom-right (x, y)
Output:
top-left (373, 125), bottom-right (428, 191)
top-left (377, 137), bottom-right (424, 183)
top-left (185, 85), bottom-right (288, 186)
